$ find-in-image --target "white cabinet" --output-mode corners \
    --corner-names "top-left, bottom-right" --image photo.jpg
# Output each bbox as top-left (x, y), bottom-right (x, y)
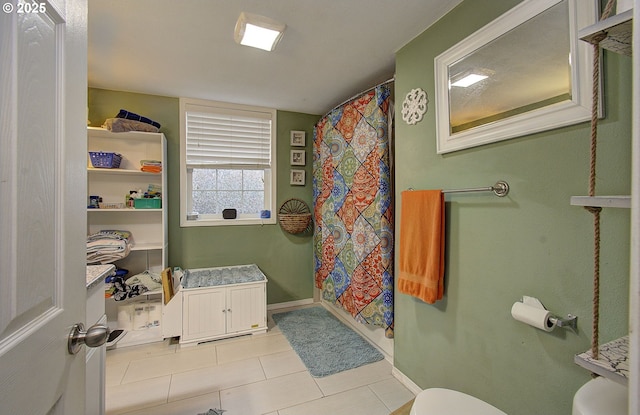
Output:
top-left (179, 266), bottom-right (267, 345)
top-left (181, 282), bottom-right (267, 345)
top-left (86, 264), bottom-right (114, 415)
top-left (87, 127), bottom-right (168, 347)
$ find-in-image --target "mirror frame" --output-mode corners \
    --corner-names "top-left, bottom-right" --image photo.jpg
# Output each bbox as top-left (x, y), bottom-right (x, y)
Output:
top-left (434, 0), bottom-right (599, 154)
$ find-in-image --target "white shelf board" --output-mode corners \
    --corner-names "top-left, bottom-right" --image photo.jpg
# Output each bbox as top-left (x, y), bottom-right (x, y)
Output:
top-left (574, 336), bottom-right (629, 386)
top-left (88, 167), bottom-right (160, 176)
top-left (87, 126), bottom-right (162, 142)
top-left (579, 9), bottom-right (632, 56)
top-left (570, 195), bottom-right (631, 208)
top-left (131, 242), bottom-right (163, 251)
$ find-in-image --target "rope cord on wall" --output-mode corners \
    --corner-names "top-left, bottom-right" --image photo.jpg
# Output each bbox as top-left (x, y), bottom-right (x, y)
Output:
top-left (586, 0), bottom-right (616, 360)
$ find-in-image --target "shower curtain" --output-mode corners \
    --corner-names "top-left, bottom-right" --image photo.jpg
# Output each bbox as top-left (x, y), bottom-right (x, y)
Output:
top-left (313, 84), bottom-right (394, 338)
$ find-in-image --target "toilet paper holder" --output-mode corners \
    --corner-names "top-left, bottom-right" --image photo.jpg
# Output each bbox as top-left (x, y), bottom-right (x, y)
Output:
top-left (512, 296), bottom-right (578, 333)
top-left (549, 314), bottom-right (578, 332)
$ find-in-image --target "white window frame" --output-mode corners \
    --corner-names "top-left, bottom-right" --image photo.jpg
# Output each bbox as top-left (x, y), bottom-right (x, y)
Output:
top-left (180, 97), bottom-right (277, 227)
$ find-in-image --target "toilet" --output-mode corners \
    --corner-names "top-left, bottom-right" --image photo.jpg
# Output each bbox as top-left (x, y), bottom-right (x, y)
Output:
top-left (572, 377), bottom-right (627, 415)
top-left (410, 388), bottom-right (507, 415)
top-left (409, 376), bottom-right (628, 415)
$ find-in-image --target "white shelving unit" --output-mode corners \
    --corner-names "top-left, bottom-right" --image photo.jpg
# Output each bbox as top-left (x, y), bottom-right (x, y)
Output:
top-left (87, 127), bottom-right (168, 348)
top-left (572, 8), bottom-right (638, 414)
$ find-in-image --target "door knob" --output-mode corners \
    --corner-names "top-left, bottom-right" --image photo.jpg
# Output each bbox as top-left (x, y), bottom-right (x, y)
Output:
top-left (68, 323), bottom-right (110, 355)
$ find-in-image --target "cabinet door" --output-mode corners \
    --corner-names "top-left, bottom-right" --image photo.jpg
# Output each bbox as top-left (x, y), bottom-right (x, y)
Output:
top-left (227, 284), bottom-right (266, 334)
top-left (182, 289), bottom-right (226, 341)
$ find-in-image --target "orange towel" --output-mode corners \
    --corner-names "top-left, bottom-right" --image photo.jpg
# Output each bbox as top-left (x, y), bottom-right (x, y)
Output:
top-left (398, 190), bottom-right (445, 303)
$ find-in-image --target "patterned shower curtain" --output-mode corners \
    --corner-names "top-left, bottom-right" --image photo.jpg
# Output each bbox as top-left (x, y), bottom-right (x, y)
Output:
top-left (313, 84), bottom-right (394, 338)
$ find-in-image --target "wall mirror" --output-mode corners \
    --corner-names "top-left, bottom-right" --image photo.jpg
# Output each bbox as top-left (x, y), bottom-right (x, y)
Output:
top-left (434, 0), bottom-right (598, 154)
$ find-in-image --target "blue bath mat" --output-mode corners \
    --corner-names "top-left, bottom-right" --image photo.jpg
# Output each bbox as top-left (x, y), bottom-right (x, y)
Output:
top-left (272, 306), bottom-right (384, 377)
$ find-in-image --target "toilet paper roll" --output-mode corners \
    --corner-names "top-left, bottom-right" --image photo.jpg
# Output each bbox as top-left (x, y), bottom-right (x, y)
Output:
top-left (117, 304), bottom-right (133, 330)
top-left (147, 302), bottom-right (162, 328)
top-left (132, 302), bottom-right (148, 330)
top-left (511, 298), bottom-right (554, 332)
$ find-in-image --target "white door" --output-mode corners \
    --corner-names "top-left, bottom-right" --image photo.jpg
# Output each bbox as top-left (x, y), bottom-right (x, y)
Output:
top-left (0, 0), bottom-right (88, 414)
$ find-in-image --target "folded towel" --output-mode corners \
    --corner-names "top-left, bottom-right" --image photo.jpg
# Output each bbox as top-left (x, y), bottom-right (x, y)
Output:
top-left (86, 230), bottom-right (132, 264)
top-left (103, 118), bottom-right (159, 133)
top-left (140, 160), bottom-right (162, 173)
top-left (116, 109), bottom-right (161, 129)
top-left (398, 190), bottom-right (445, 303)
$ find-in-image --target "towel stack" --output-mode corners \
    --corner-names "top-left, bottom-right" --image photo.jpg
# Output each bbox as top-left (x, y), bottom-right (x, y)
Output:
top-left (87, 230), bottom-right (132, 264)
top-left (140, 159), bottom-right (162, 173)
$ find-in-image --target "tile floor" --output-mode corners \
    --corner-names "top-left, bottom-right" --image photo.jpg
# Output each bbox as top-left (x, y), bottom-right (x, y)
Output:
top-left (105, 307), bottom-right (415, 415)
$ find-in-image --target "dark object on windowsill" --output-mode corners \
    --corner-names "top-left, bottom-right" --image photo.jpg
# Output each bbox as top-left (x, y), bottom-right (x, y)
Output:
top-left (223, 209), bottom-right (237, 219)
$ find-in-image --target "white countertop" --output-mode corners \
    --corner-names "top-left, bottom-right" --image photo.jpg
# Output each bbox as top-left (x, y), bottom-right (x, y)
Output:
top-left (86, 264), bottom-right (115, 289)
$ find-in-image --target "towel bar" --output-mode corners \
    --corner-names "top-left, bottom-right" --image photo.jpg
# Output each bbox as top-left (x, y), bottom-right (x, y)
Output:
top-left (409, 180), bottom-right (510, 197)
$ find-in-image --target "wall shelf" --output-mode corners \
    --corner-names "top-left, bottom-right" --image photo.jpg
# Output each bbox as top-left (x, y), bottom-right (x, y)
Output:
top-left (574, 336), bottom-right (629, 386)
top-left (88, 168), bottom-right (160, 176)
top-left (575, 7), bottom-right (637, 410)
top-left (570, 195), bottom-right (631, 208)
top-left (579, 9), bottom-right (632, 56)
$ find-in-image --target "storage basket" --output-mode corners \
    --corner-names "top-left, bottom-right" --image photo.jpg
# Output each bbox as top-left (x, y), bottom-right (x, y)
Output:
top-left (89, 152), bottom-right (122, 169)
top-left (278, 198), bottom-right (312, 234)
top-left (134, 198), bottom-right (161, 209)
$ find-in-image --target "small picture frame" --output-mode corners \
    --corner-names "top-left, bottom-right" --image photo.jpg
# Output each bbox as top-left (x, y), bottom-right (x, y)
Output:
top-left (290, 149), bottom-right (306, 166)
top-left (290, 169), bottom-right (305, 186)
top-left (290, 130), bottom-right (306, 147)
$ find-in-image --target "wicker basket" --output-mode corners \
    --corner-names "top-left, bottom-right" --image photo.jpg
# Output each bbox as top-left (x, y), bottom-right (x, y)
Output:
top-left (278, 198), bottom-right (312, 234)
top-left (89, 152), bottom-right (122, 169)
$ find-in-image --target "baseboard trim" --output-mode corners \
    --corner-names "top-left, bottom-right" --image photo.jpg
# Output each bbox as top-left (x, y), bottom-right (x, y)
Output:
top-left (392, 367), bottom-right (422, 396)
top-left (267, 298), bottom-right (315, 311)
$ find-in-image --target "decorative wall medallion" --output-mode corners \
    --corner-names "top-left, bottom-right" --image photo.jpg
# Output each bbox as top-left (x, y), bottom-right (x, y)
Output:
top-left (401, 88), bottom-right (428, 125)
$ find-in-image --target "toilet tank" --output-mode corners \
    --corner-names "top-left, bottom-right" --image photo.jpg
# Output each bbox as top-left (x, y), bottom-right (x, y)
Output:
top-left (572, 377), bottom-right (627, 415)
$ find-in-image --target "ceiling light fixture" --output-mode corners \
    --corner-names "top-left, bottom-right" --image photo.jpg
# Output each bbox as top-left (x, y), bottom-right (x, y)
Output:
top-left (450, 74), bottom-right (488, 88)
top-left (234, 12), bottom-right (286, 52)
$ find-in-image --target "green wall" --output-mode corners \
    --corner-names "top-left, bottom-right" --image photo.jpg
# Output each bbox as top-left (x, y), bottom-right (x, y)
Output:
top-left (394, 1), bottom-right (631, 415)
top-left (88, 88), bottom-right (319, 304)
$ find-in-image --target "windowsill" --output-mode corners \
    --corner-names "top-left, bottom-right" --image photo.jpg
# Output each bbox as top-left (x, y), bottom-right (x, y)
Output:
top-left (180, 217), bottom-right (277, 227)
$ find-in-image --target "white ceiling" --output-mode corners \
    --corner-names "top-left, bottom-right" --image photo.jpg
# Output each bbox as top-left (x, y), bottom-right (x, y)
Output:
top-left (87, 0), bottom-right (462, 116)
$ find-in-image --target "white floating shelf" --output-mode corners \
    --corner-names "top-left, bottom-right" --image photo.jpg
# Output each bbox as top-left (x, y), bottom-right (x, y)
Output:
top-left (579, 9), bottom-right (632, 56)
top-left (570, 195), bottom-right (631, 208)
top-left (574, 336), bottom-right (629, 386)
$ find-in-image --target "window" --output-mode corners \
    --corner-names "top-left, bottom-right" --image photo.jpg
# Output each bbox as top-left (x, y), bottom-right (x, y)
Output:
top-left (180, 98), bottom-right (277, 226)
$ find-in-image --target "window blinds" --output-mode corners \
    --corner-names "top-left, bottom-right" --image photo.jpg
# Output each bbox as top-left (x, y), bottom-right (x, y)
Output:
top-left (185, 104), bottom-right (272, 169)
